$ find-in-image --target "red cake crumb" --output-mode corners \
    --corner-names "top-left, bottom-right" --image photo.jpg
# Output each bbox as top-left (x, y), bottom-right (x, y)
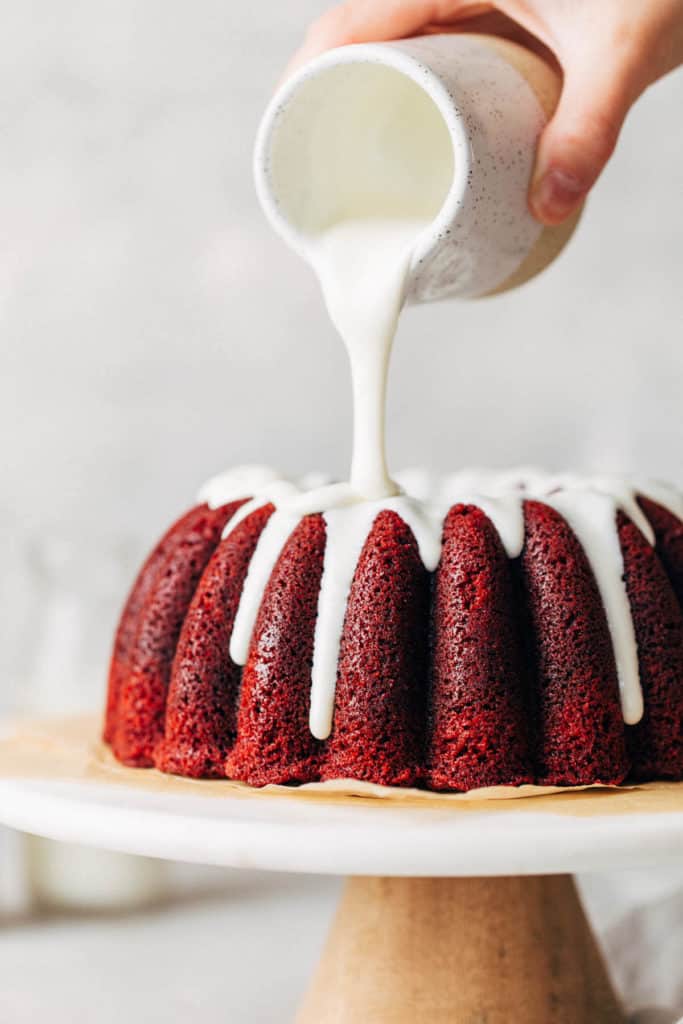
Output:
top-left (619, 512), bottom-right (683, 779)
top-left (104, 506), bottom-right (201, 745)
top-left (226, 514), bottom-right (326, 786)
top-left (638, 497), bottom-right (683, 608)
top-left (155, 504), bottom-right (271, 778)
top-left (109, 502), bottom-right (237, 767)
top-left (519, 501), bottom-right (629, 787)
top-left (426, 504), bottom-right (533, 791)
top-left (322, 510), bottom-right (430, 788)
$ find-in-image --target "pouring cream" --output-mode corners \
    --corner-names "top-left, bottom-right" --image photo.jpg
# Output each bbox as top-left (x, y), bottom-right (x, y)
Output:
top-left (314, 217), bottom-right (429, 499)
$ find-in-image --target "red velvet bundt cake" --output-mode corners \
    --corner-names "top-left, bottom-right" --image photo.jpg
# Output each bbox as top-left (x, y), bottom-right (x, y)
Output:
top-left (104, 466), bottom-right (683, 791)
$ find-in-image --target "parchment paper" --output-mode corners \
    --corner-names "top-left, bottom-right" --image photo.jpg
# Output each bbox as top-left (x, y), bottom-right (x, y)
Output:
top-left (1, 714), bottom-right (681, 818)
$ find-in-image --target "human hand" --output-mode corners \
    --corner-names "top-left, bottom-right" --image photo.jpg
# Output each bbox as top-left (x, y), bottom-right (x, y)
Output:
top-left (287, 1), bottom-right (683, 225)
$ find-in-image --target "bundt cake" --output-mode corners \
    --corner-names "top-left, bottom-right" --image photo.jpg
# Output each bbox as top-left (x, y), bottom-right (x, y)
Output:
top-left (104, 465), bottom-right (683, 792)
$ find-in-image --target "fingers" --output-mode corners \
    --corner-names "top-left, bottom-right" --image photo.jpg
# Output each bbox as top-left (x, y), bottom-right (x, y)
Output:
top-left (529, 57), bottom-right (639, 225)
top-left (285, 0), bottom-right (654, 231)
top-left (285, 1), bottom-right (491, 77)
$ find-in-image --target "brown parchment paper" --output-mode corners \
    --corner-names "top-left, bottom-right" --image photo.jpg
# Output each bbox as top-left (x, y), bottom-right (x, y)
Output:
top-left (1, 714), bottom-right (682, 818)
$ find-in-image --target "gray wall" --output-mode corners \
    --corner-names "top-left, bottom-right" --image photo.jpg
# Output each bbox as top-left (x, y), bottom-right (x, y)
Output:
top-left (2, 1), bottom-right (682, 713)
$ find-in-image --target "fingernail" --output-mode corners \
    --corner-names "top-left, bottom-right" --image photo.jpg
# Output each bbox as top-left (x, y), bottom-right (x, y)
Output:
top-left (530, 168), bottom-right (586, 224)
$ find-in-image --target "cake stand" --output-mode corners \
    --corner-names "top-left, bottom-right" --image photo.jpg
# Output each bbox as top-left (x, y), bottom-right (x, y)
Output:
top-left (1, 716), bottom-right (682, 1023)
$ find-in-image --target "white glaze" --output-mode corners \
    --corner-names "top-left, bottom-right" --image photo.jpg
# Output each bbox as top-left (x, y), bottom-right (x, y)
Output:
top-left (633, 477), bottom-right (683, 523)
top-left (228, 508), bottom-right (301, 666)
top-left (310, 494), bottom-right (442, 739)
top-left (310, 502), bottom-right (382, 739)
top-left (546, 491), bottom-right (643, 724)
top-left (314, 218), bottom-right (429, 500)
top-left (199, 465), bottom-right (281, 510)
top-left (198, 465), bottom-right (683, 738)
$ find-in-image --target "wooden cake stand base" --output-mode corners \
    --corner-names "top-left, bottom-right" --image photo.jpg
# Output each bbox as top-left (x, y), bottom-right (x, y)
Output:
top-left (298, 875), bottom-right (623, 1023)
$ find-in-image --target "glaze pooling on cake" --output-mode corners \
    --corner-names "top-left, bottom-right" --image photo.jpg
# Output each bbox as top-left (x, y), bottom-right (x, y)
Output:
top-left (191, 464), bottom-right (683, 741)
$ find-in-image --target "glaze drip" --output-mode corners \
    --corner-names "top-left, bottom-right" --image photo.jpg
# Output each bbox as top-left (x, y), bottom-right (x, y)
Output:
top-left (314, 218), bottom-right (430, 500)
top-left (201, 465), bottom-right (683, 738)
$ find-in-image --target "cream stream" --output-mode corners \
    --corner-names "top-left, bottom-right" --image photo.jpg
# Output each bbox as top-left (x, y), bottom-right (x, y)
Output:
top-left (313, 217), bottom-right (428, 500)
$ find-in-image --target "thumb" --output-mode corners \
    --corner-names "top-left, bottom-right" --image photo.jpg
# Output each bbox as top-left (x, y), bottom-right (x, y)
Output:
top-left (529, 59), bottom-right (637, 225)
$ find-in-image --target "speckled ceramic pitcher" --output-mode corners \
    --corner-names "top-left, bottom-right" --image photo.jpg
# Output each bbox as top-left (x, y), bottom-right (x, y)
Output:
top-left (254, 34), bottom-right (580, 300)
